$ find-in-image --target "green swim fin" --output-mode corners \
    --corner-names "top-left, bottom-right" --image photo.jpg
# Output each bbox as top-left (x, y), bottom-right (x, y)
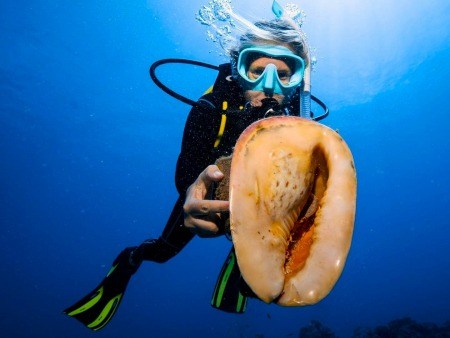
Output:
top-left (63, 247), bottom-right (139, 331)
top-left (211, 247), bottom-right (248, 314)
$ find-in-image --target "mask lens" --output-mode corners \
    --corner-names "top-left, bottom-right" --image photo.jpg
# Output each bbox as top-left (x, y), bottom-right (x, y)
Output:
top-left (237, 46), bottom-right (305, 95)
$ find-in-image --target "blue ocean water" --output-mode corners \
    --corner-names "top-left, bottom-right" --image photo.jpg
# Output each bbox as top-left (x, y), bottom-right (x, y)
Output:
top-left (1, 1), bottom-right (449, 337)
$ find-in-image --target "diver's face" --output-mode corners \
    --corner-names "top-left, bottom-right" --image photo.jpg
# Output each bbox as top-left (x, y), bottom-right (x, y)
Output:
top-left (244, 56), bottom-right (292, 107)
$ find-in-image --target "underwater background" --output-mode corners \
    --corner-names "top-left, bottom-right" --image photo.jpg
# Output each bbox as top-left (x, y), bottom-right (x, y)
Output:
top-left (1, 0), bottom-right (450, 337)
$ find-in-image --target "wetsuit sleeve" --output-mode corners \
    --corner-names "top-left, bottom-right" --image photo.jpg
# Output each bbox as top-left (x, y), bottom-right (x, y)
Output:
top-left (175, 102), bottom-right (220, 194)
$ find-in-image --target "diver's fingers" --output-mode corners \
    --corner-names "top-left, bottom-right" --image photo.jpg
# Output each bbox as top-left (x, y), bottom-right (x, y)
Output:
top-left (184, 214), bottom-right (222, 237)
top-left (183, 165), bottom-right (229, 237)
top-left (184, 198), bottom-right (229, 216)
top-left (184, 164), bottom-right (228, 214)
top-left (200, 164), bottom-right (225, 185)
top-left (188, 165), bottom-right (224, 199)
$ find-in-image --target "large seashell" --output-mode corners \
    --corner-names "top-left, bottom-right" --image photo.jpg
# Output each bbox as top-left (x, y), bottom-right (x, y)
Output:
top-left (229, 116), bottom-right (357, 306)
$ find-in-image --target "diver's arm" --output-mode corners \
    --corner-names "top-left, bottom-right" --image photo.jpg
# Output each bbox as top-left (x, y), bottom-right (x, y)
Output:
top-left (175, 99), bottom-right (229, 236)
top-left (175, 100), bottom-right (219, 194)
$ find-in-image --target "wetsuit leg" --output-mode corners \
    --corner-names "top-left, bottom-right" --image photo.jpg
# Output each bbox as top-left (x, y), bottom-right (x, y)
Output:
top-left (63, 196), bottom-right (193, 330)
top-left (131, 196), bottom-right (195, 264)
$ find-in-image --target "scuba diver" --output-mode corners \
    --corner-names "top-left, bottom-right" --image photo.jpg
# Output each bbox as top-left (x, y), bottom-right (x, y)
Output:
top-left (64, 8), bottom-right (328, 330)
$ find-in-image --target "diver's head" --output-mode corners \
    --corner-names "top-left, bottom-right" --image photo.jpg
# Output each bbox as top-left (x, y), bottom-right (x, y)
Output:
top-left (231, 19), bottom-right (308, 107)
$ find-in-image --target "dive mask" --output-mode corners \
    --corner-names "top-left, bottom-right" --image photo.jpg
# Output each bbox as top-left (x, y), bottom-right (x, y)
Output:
top-left (237, 45), bottom-right (305, 96)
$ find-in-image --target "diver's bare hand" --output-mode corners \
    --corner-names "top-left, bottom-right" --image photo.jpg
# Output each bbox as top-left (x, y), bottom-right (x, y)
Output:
top-left (183, 165), bottom-right (230, 237)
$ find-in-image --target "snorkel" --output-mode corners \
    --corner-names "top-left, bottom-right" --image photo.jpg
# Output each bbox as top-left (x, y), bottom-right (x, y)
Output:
top-left (271, 0), bottom-right (312, 119)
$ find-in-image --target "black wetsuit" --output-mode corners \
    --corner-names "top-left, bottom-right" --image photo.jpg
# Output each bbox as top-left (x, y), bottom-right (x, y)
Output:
top-left (130, 87), bottom-right (240, 263)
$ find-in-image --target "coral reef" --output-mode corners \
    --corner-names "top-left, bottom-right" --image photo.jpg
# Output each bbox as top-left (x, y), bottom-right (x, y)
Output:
top-left (352, 317), bottom-right (450, 338)
top-left (297, 317), bottom-right (450, 338)
top-left (299, 320), bottom-right (336, 337)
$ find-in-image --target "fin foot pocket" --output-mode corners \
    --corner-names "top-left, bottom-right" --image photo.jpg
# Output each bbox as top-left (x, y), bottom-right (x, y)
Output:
top-left (211, 247), bottom-right (248, 314)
